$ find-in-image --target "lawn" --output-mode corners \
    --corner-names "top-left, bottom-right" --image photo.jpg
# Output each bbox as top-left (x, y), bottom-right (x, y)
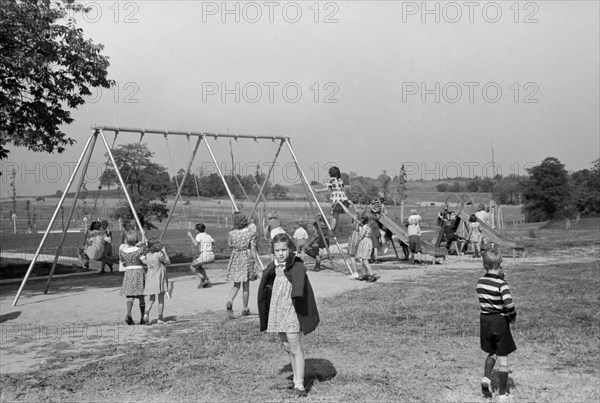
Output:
top-left (1, 244), bottom-right (598, 401)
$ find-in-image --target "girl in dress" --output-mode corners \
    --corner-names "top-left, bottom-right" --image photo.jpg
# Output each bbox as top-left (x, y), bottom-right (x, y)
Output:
top-left (355, 216), bottom-right (377, 282)
top-left (119, 230), bottom-right (146, 325)
top-left (321, 166), bottom-right (352, 233)
top-left (468, 214), bottom-right (483, 258)
top-left (225, 212), bottom-right (257, 319)
top-left (257, 233), bottom-right (320, 397)
top-left (142, 237), bottom-right (170, 325)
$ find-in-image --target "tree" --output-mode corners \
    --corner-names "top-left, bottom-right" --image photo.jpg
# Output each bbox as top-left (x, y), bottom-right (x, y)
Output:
top-left (571, 159), bottom-right (600, 216)
top-left (395, 164), bottom-right (408, 202)
top-left (104, 143), bottom-right (172, 230)
top-left (270, 184), bottom-right (289, 200)
top-left (377, 170), bottom-right (391, 198)
top-left (522, 157), bottom-right (571, 221)
top-left (99, 168), bottom-right (119, 191)
top-left (0, 0), bottom-right (113, 161)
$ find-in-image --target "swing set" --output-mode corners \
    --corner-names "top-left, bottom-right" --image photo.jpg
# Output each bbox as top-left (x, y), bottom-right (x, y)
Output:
top-left (12, 126), bottom-right (353, 306)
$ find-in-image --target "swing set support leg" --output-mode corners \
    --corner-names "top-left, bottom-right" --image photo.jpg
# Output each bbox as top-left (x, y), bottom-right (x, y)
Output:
top-left (45, 131), bottom-right (99, 294)
top-left (284, 139), bottom-right (354, 275)
top-left (13, 131), bottom-right (97, 306)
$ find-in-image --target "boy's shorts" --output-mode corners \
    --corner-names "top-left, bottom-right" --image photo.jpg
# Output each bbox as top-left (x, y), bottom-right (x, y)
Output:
top-left (480, 314), bottom-right (517, 356)
top-left (408, 235), bottom-right (421, 253)
top-left (192, 252), bottom-right (215, 267)
top-left (305, 246), bottom-right (320, 259)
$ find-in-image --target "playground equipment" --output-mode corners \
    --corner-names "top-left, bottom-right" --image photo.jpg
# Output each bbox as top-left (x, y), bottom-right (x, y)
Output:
top-left (12, 126), bottom-right (353, 306)
top-left (439, 194), bottom-right (524, 256)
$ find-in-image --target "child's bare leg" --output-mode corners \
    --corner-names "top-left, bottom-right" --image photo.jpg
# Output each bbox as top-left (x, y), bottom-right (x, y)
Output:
top-left (146, 295), bottom-right (156, 315)
top-left (361, 259), bottom-right (374, 276)
top-left (228, 282), bottom-right (241, 303)
top-left (331, 211), bottom-right (339, 232)
top-left (138, 296), bottom-right (145, 324)
top-left (242, 281), bottom-right (249, 310)
top-left (281, 332), bottom-right (305, 391)
top-left (157, 293), bottom-right (165, 318)
top-left (126, 297), bottom-right (134, 317)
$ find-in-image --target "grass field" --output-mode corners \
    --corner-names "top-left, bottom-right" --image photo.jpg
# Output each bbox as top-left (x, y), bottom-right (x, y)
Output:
top-left (0, 223), bottom-right (598, 402)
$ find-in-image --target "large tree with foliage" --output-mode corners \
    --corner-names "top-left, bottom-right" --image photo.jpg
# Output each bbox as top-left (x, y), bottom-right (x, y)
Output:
top-left (522, 157), bottom-right (571, 221)
top-left (0, 0), bottom-right (113, 161)
top-left (105, 143), bottom-right (173, 230)
top-left (571, 159), bottom-right (600, 216)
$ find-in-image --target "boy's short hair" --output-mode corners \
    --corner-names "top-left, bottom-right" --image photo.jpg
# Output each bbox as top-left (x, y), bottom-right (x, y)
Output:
top-left (195, 223), bottom-right (206, 233)
top-left (147, 237), bottom-right (163, 253)
top-left (483, 247), bottom-right (502, 271)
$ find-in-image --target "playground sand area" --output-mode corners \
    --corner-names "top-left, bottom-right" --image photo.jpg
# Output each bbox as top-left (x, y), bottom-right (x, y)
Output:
top-left (0, 223), bottom-right (598, 402)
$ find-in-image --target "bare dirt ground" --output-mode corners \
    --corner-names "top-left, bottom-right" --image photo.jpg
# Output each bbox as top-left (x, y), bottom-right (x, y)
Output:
top-left (1, 240), bottom-right (598, 378)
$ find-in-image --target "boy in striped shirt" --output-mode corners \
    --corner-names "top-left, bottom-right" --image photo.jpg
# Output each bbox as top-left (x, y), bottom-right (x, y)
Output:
top-left (476, 247), bottom-right (517, 401)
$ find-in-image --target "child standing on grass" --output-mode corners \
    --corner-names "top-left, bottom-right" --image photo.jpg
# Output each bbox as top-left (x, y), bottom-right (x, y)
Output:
top-left (468, 214), bottom-right (483, 258)
top-left (347, 213), bottom-right (362, 279)
top-left (119, 230), bottom-right (146, 325)
top-left (304, 217), bottom-right (329, 271)
top-left (142, 237), bottom-right (170, 325)
top-left (355, 216), bottom-right (377, 282)
top-left (476, 247), bottom-right (517, 401)
top-left (226, 212), bottom-right (257, 319)
top-left (187, 223), bottom-right (215, 289)
top-left (257, 233), bottom-right (320, 397)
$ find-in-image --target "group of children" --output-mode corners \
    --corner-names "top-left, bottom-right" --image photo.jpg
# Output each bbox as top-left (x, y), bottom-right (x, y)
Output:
top-left (110, 163), bottom-right (516, 399)
top-left (118, 231), bottom-right (170, 325)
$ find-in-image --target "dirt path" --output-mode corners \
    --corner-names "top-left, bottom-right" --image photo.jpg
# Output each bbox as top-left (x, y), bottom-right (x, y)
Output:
top-left (1, 246), bottom-right (597, 375)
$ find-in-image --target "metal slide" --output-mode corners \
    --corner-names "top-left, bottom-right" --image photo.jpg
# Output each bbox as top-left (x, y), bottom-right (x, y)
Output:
top-left (457, 211), bottom-right (524, 250)
top-left (378, 213), bottom-right (447, 258)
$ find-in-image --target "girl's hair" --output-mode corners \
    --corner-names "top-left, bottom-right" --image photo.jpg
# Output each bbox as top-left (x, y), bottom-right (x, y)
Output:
top-left (360, 216), bottom-right (369, 225)
top-left (328, 166), bottom-right (341, 179)
top-left (100, 220), bottom-right (109, 229)
top-left (124, 230), bottom-right (139, 246)
top-left (469, 214), bottom-right (478, 223)
top-left (195, 223), bottom-right (206, 232)
top-left (89, 221), bottom-right (102, 231)
top-left (272, 232), bottom-right (295, 252)
top-left (233, 212), bottom-right (248, 229)
top-left (268, 211), bottom-right (278, 220)
top-left (146, 237), bottom-right (163, 253)
top-left (410, 209), bottom-right (418, 215)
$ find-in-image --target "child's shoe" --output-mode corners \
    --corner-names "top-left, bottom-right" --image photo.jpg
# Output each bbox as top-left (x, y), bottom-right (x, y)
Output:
top-left (367, 275), bottom-right (377, 282)
top-left (498, 394), bottom-right (511, 402)
top-left (156, 316), bottom-right (164, 324)
top-left (200, 278), bottom-right (212, 288)
top-left (226, 301), bottom-right (234, 319)
top-left (125, 315), bottom-right (134, 326)
top-left (480, 377), bottom-right (492, 398)
top-left (241, 309), bottom-right (251, 316)
top-left (143, 313), bottom-right (150, 326)
top-left (287, 387), bottom-right (308, 397)
top-left (358, 275), bottom-right (368, 281)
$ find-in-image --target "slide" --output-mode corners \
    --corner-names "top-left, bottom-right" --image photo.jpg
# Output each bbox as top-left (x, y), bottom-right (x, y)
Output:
top-left (378, 213), bottom-right (447, 259)
top-left (457, 211), bottom-right (524, 251)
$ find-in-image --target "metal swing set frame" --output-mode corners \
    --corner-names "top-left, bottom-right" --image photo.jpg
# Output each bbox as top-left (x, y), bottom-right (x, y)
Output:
top-left (12, 125), bottom-right (353, 306)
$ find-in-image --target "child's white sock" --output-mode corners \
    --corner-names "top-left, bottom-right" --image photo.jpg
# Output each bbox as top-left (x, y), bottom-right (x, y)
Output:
top-left (294, 378), bottom-right (305, 391)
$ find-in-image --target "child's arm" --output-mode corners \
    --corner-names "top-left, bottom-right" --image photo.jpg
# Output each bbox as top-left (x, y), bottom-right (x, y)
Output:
top-left (500, 280), bottom-right (517, 323)
top-left (159, 248), bottom-right (171, 265)
top-left (187, 231), bottom-right (199, 246)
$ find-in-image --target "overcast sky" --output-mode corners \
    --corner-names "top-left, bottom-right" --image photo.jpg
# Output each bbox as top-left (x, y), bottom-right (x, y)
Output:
top-left (2, 0), bottom-right (599, 198)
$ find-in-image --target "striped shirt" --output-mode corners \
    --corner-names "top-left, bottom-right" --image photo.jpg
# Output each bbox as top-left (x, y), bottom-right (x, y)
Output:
top-left (476, 273), bottom-right (517, 319)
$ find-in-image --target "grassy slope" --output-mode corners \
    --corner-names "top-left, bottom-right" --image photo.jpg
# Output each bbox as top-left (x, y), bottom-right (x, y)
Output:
top-left (1, 258), bottom-right (598, 402)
